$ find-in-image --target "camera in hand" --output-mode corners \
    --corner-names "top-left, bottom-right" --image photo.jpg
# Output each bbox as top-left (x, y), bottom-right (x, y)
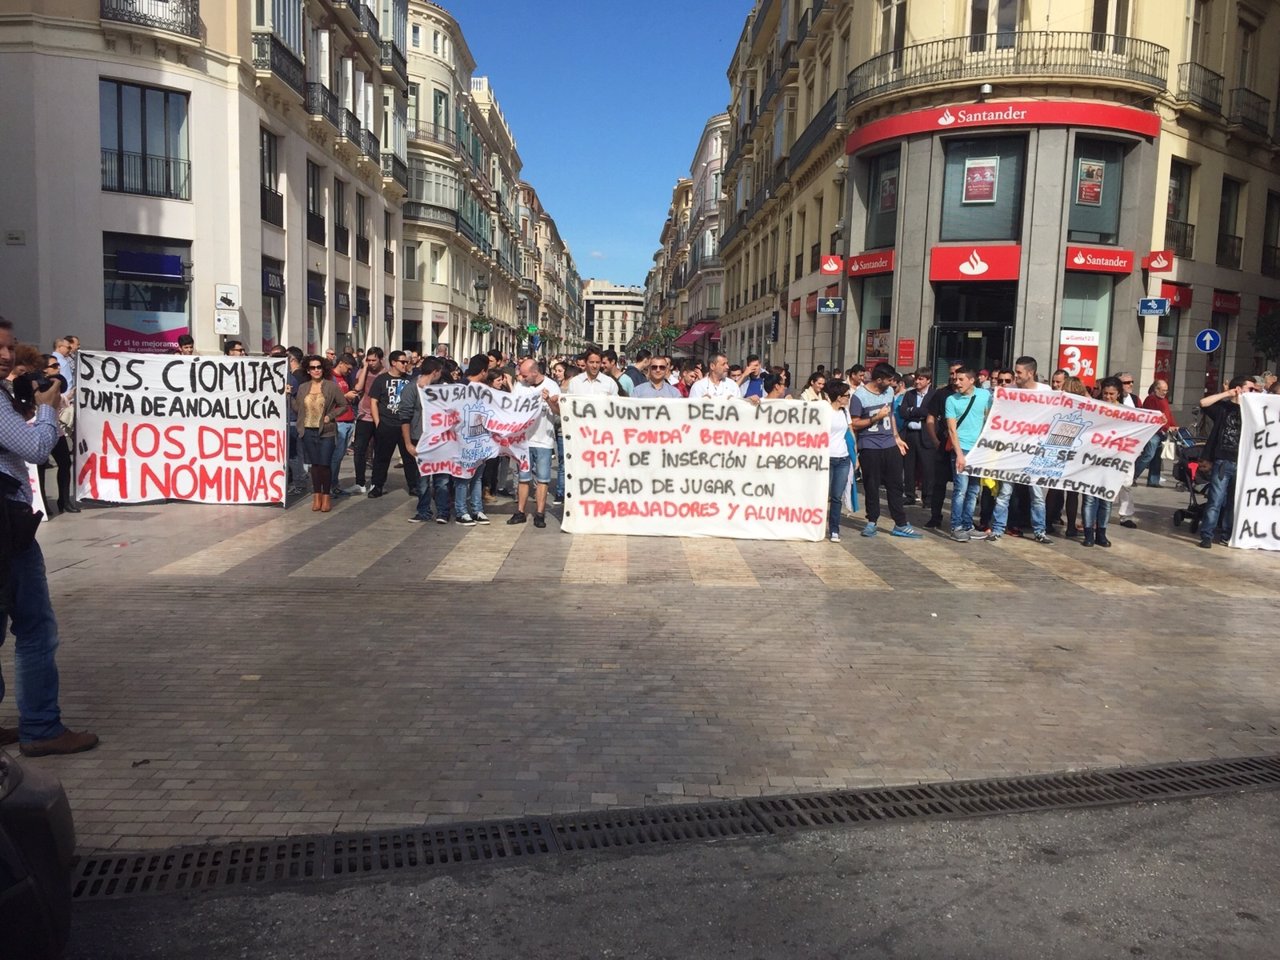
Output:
top-left (11, 371), bottom-right (65, 408)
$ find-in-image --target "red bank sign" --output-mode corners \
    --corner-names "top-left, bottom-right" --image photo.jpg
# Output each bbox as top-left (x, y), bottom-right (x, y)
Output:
top-left (1212, 290), bottom-right (1241, 314)
top-left (846, 251), bottom-right (896, 276)
top-left (1064, 246), bottom-right (1134, 274)
top-left (846, 101), bottom-right (1161, 154)
top-left (819, 255), bottom-right (844, 275)
top-left (1160, 282), bottom-right (1193, 309)
top-left (929, 245), bottom-right (1022, 282)
top-left (1141, 249), bottom-right (1175, 272)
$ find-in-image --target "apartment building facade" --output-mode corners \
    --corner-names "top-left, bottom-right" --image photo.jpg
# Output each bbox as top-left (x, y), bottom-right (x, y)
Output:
top-left (583, 280), bottom-right (644, 354)
top-left (720, 0), bottom-right (1280, 412)
top-left (0, 0), bottom-right (409, 356)
top-left (401, 1), bottom-right (580, 361)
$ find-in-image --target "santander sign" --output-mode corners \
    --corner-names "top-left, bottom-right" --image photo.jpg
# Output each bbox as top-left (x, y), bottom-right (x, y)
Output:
top-left (1064, 246), bottom-right (1134, 274)
top-left (929, 245), bottom-right (1021, 282)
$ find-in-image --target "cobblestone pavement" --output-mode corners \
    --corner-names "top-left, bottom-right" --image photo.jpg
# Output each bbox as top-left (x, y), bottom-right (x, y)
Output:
top-left (8, 482), bottom-right (1279, 852)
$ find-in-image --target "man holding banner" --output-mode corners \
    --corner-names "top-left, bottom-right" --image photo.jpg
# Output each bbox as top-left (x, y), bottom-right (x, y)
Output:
top-left (1197, 377), bottom-right (1257, 549)
top-left (508, 359), bottom-right (562, 529)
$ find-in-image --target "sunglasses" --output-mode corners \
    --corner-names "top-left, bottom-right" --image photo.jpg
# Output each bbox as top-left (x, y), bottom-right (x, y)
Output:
top-left (1120, 380), bottom-right (1134, 385)
top-left (650, 365), bottom-right (669, 371)
top-left (307, 364), bottom-right (323, 371)
top-left (997, 378), bottom-right (1013, 384)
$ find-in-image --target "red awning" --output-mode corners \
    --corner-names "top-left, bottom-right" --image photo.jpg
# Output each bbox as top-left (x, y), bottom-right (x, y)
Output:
top-left (673, 321), bottom-right (717, 347)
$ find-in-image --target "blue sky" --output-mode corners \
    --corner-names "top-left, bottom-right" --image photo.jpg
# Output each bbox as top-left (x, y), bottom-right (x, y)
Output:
top-left (453, 0), bottom-right (746, 287)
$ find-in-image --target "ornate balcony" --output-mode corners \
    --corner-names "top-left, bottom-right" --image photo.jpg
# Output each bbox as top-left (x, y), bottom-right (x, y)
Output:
top-left (403, 202), bottom-right (459, 230)
top-left (411, 125), bottom-right (458, 151)
top-left (251, 32), bottom-right (305, 101)
top-left (381, 152), bottom-right (408, 190)
top-left (380, 41), bottom-right (409, 90)
top-left (359, 127), bottom-right (380, 161)
top-left (847, 31), bottom-right (1168, 110)
top-left (789, 90), bottom-right (837, 174)
top-left (305, 82), bottom-right (338, 131)
top-left (100, 0), bottom-right (201, 41)
top-left (101, 149), bottom-right (191, 200)
top-left (1216, 232), bottom-right (1242, 270)
top-left (1175, 62), bottom-right (1223, 114)
top-left (1165, 219), bottom-right (1195, 260)
top-left (1227, 87), bottom-right (1270, 138)
top-left (338, 108), bottom-right (361, 146)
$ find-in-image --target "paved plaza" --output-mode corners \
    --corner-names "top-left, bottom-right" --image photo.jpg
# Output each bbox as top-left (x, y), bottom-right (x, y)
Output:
top-left (9, 483), bottom-right (1280, 852)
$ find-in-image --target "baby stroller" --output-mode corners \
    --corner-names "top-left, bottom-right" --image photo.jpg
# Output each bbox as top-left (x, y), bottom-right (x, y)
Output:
top-left (1170, 430), bottom-right (1208, 533)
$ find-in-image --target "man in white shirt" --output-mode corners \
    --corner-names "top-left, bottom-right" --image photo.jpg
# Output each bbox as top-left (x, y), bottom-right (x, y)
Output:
top-left (566, 348), bottom-right (619, 397)
top-left (509, 358), bottom-right (562, 528)
top-left (990, 356), bottom-right (1053, 544)
top-left (688, 353), bottom-right (742, 400)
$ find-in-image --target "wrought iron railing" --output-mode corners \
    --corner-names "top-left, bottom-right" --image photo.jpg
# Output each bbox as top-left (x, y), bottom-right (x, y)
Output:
top-left (100, 0), bottom-right (201, 39)
top-left (403, 203), bottom-right (458, 229)
top-left (334, 224), bottom-right (350, 256)
top-left (381, 153), bottom-right (408, 189)
top-left (359, 128), bottom-right (380, 160)
top-left (384, 248), bottom-right (394, 274)
top-left (261, 186), bottom-right (284, 226)
top-left (339, 108), bottom-right (361, 143)
top-left (847, 31), bottom-right (1168, 108)
top-left (1165, 219), bottom-right (1194, 259)
top-left (1175, 62), bottom-right (1223, 113)
top-left (357, 2), bottom-right (381, 43)
top-left (412, 125), bottom-right (457, 149)
top-left (305, 83), bottom-right (338, 129)
top-left (788, 90), bottom-right (836, 174)
top-left (1216, 232), bottom-right (1242, 270)
top-left (101, 149), bottom-right (191, 200)
top-left (381, 41), bottom-right (408, 86)
top-left (1227, 87), bottom-right (1270, 136)
top-left (356, 235), bottom-right (371, 264)
top-left (795, 8), bottom-right (811, 47)
top-left (307, 212), bottom-right (326, 246)
top-left (750, 0), bottom-right (773, 44)
top-left (251, 33), bottom-right (305, 99)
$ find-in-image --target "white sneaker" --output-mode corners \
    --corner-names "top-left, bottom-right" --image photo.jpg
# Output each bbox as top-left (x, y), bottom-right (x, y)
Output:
top-left (829, 532), bottom-right (841, 543)
top-left (474, 512), bottom-right (491, 525)
top-left (348, 484), bottom-right (366, 494)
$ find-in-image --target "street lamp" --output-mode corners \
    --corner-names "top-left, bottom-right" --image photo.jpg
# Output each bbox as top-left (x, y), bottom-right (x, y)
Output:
top-left (471, 273), bottom-right (491, 335)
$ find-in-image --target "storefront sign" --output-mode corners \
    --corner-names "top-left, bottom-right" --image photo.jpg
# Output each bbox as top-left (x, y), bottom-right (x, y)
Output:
top-left (262, 269), bottom-right (284, 295)
top-left (74, 353), bottom-right (289, 505)
top-left (1056, 329), bottom-right (1100, 387)
top-left (1065, 246), bottom-right (1134, 274)
top-left (790, 298), bottom-right (801, 319)
top-left (1154, 335), bottom-right (1174, 387)
top-left (865, 329), bottom-right (891, 366)
top-left (846, 251), bottom-right (895, 276)
top-left (1160, 282), bottom-right (1193, 310)
top-left (805, 292), bottom-right (819, 313)
top-left (962, 387), bottom-right (1165, 501)
top-left (1212, 290), bottom-right (1241, 314)
top-left (896, 338), bottom-right (916, 369)
top-left (878, 170), bottom-right (898, 212)
top-left (1141, 249), bottom-right (1174, 272)
top-left (929, 245), bottom-right (1022, 282)
top-left (559, 397), bottom-right (832, 542)
top-left (962, 157), bottom-right (999, 203)
top-left (1230, 395), bottom-right (1280, 551)
top-left (1075, 158), bottom-right (1105, 206)
top-left (846, 101), bottom-right (1161, 155)
top-left (817, 297), bottom-right (844, 315)
top-left (769, 311), bottom-right (779, 343)
top-left (1261, 298), bottom-right (1277, 321)
top-left (819, 255), bottom-right (844, 275)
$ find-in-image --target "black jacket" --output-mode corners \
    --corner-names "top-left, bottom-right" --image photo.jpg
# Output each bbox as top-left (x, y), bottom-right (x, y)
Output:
top-left (901, 386), bottom-right (938, 448)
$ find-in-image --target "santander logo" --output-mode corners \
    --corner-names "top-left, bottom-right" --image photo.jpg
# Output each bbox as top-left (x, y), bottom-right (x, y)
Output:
top-left (1149, 252), bottom-right (1169, 269)
top-left (822, 256), bottom-right (841, 272)
top-left (957, 250), bottom-right (989, 276)
top-left (1072, 251), bottom-right (1086, 265)
top-left (937, 109), bottom-right (956, 126)
top-left (848, 261), bottom-right (860, 273)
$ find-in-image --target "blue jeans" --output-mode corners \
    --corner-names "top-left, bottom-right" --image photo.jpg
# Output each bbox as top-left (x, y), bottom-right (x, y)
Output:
top-left (414, 473), bottom-right (454, 520)
top-left (1082, 495), bottom-right (1112, 531)
top-left (0, 541), bottom-right (65, 742)
top-left (1199, 459), bottom-right (1237, 541)
top-left (1134, 431), bottom-right (1162, 485)
top-left (950, 456), bottom-right (981, 531)
top-left (828, 456), bottom-right (851, 536)
top-left (555, 433), bottom-right (565, 499)
top-left (330, 421), bottom-right (354, 490)
top-left (454, 472), bottom-right (484, 519)
top-left (991, 482), bottom-right (1047, 536)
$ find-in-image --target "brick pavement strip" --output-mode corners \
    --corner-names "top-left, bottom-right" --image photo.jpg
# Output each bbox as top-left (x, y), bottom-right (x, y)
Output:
top-left (6, 486), bottom-right (1280, 852)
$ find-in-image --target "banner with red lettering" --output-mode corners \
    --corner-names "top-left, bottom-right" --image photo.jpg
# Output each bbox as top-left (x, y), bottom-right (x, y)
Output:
top-left (560, 397), bottom-right (831, 541)
top-left (1230, 394), bottom-right (1280, 551)
top-left (415, 382), bottom-right (542, 479)
top-left (961, 388), bottom-right (1164, 501)
top-left (74, 352), bottom-right (289, 504)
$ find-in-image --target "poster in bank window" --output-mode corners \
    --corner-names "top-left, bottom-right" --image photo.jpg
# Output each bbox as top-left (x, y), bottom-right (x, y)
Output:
top-left (560, 397), bottom-right (831, 541)
top-left (1076, 158), bottom-right (1105, 206)
top-left (961, 387), bottom-right (1164, 501)
top-left (962, 157), bottom-right (999, 204)
top-left (74, 353), bottom-right (289, 505)
top-left (1230, 394), bottom-right (1280, 551)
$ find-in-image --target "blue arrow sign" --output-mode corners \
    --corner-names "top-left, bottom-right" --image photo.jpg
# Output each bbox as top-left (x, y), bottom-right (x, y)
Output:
top-left (1194, 328), bottom-right (1222, 353)
top-left (1137, 298), bottom-right (1169, 316)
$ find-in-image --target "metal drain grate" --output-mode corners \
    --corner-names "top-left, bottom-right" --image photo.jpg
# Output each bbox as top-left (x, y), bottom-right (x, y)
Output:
top-left (328, 818), bottom-right (556, 877)
top-left (72, 838), bottom-right (322, 901)
top-left (550, 801), bottom-right (769, 852)
top-left (70, 755), bottom-right (1280, 901)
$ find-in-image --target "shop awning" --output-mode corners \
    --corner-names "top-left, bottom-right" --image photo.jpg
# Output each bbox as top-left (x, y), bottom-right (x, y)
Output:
top-left (673, 321), bottom-right (718, 347)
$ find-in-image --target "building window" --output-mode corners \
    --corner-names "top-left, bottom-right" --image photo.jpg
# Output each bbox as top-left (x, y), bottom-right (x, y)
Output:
top-left (1165, 159), bottom-right (1194, 258)
top-left (306, 161), bottom-right (325, 246)
top-left (408, 157), bottom-right (460, 209)
top-left (970, 0), bottom-right (1019, 51)
top-left (430, 244), bottom-right (447, 284)
top-left (262, 256), bottom-right (284, 352)
top-left (1061, 273), bottom-right (1113, 373)
top-left (1067, 137), bottom-right (1124, 244)
top-left (1237, 19), bottom-right (1256, 88)
top-left (404, 242), bottom-right (418, 280)
top-left (1218, 176), bottom-right (1242, 269)
top-left (260, 128), bottom-right (282, 226)
top-left (411, 24), bottom-right (420, 47)
top-left (940, 136), bottom-right (1026, 242)
top-left (1090, 0), bottom-right (1130, 53)
top-left (306, 271), bottom-right (325, 354)
top-left (103, 234), bottom-right (191, 353)
top-left (1186, 0), bottom-right (1210, 63)
top-left (432, 30), bottom-right (440, 54)
top-left (356, 193), bottom-right (369, 263)
top-left (432, 89), bottom-right (450, 134)
top-left (879, 0), bottom-right (907, 64)
top-left (865, 149), bottom-right (899, 249)
top-left (99, 79), bottom-right (190, 200)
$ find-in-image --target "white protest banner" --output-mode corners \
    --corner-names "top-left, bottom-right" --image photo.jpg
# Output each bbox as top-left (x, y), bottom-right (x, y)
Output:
top-left (560, 397), bottom-right (831, 541)
top-left (74, 352), bottom-right (289, 504)
top-left (1230, 394), bottom-right (1280, 550)
top-left (962, 387), bottom-right (1164, 501)
top-left (27, 463), bottom-right (47, 522)
top-left (415, 382), bottom-right (542, 479)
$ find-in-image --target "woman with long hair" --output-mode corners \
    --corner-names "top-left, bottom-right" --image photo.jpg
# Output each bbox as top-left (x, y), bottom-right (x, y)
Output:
top-left (823, 379), bottom-right (854, 542)
top-left (801, 371), bottom-right (826, 402)
top-left (292, 355), bottom-right (348, 512)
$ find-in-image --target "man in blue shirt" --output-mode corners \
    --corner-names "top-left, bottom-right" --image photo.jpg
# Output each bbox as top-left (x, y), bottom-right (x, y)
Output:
top-left (739, 354), bottom-right (766, 399)
top-left (849, 363), bottom-right (922, 539)
top-left (945, 366), bottom-right (992, 541)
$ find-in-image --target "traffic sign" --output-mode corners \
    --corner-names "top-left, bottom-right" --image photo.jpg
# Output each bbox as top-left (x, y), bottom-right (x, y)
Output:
top-left (817, 297), bottom-right (844, 315)
top-left (1194, 328), bottom-right (1222, 353)
top-left (1137, 297), bottom-right (1169, 316)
